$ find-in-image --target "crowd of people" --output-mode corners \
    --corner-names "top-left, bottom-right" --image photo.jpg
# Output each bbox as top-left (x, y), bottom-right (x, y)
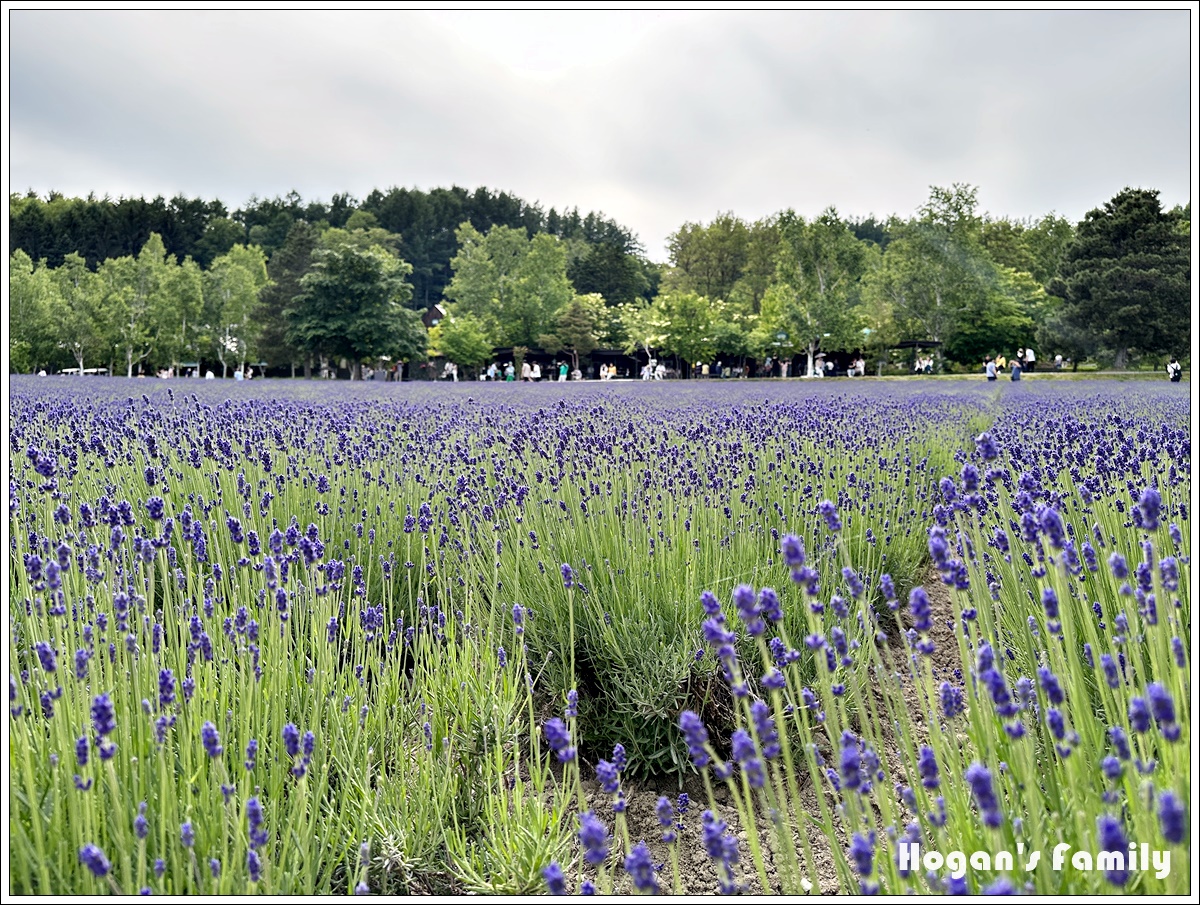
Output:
top-left (981, 347), bottom-right (1065, 381)
top-left (478, 360), bottom-right (581, 382)
top-left (33, 349), bottom-right (1186, 382)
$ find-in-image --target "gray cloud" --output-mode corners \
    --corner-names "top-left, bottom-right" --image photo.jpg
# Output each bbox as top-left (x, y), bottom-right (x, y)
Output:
top-left (9, 9), bottom-right (1192, 259)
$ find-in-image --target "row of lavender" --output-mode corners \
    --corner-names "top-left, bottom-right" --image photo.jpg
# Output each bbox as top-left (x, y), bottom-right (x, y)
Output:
top-left (562, 384), bottom-right (1189, 894)
top-left (8, 377), bottom-right (1189, 893)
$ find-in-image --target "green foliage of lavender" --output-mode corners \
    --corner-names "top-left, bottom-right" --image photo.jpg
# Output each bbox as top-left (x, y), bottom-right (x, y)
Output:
top-left (8, 376), bottom-right (1189, 894)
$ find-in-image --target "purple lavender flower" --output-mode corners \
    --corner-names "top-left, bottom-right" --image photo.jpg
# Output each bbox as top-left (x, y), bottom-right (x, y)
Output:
top-left (1128, 697), bottom-right (1151, 733)
top-left (1038, 505), bottom-right (1066, 549)
top-left (1109, 727), bottom-right (1131, 761)
top-left (731, 729), bottom-right (765, 788)
top-left (1108, 552), bottom-right (1128, 580)
top-left (1159, 557), bottom-right (1178, 592)
top-left (732, 584), bottom-right (764, 636)
top-left (1137, 487), bottom-right (1161, 531)
top-left (817, 500), bottom-right (841, 532)
top-left (679, 710), bottom-right (711, 768)
top-left (248, 796), bottom-right (268, 850)
top-left (655, 796), bottom-right (676, 843)
top-left (578, 812), bottom-right (610, 865)
top-left (964, 763), bottom-right (1002, 828)
top-left (1096, 815), bottom-right (1129, 886)
top-left (1037, 667), bottom-right (1064, 705)
top-left (1146, 683), bottom-right (1180, 741)
top-left (201, 721), bottom-right (223, 758)
top-left (91, 693), bottom-right (116, 738)
top-left (975, 431), bottom-right (999, 460)
top-left (543, 862), bottom-right (567, 895)
top-left (79, 843), bottom-right (111, 877)
top-left (941, 682), bottom-right (964, 719)
top-left (1100, 654), bottom-right (1120, 689)
top-left (917, 746), bottom-right (939, 789)
top-left (1158, 791), bottom-right (1185, 844)
top-left (840, 731), bottom-right (862, 792)
top-left (624, 841), bottom-right (659, 893)
top-left (543, 718), bottom-right (575, 763)
top-left (595, 759), bottom-right (620, 795)
top-left (981, 877), bottom-right (1016, 894)
top-left (908, 588), bottom-right (932, 633)
top-left (34, 642), bottom-right (56, 673)
top-left (245, 739), bottom-right (258, 772)
top-left (282, 723), bottom-right (301, 758)
top-left (849, 831), bottom-right (875, 877)
top-left (781, 534), bottom-right (805, 568)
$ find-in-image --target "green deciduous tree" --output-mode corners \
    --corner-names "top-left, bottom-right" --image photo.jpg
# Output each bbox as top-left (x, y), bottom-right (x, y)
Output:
top-left (287, 241), bottom-right (423, 380)
top-left (443, 224), bottom-right (574, 349)
top-left (205, 245), bottom-right (270, 377)
top-left (1057, 187), bottom-right (1190, 368)
top-left (651, 290), bottom-right (716, 369)
top-left (9, 250), bottom-right (60, 373)
top-left (442, 222), bottom-right (528, 342)
top-left (429, 314), bottom-right (493, 377)
top-left (52, 253), bottom-right (107, 376)
top-left (99, 234), bottom-right (179, 377)
top-left (150, 255), bottom-right (204, 374)
top-left (768, 208), bottom-right (871, 375)
top-left (863, 185), bottom-right (1033, 367)
top-left (1022, 213), bottom-right (1075, 287)
top-left (664, 213), bottom-right (750, 301)
top-left (728, 216), bottom-right (781, 315)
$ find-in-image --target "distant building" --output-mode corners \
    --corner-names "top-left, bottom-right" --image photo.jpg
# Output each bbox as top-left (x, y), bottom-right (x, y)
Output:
top-left (422, 304), bottom-right (447, 330)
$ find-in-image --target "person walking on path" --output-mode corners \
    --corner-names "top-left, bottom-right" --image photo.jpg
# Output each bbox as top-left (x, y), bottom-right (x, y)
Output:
top-left (985, 357), bottom-right (998, 381)
top-left (1167, 357), bottom-right (1182, 383)
top-left (1024, 346), bottom-right (1036, 372)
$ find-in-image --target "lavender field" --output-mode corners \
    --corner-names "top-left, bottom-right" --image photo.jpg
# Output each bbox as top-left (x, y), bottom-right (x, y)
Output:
top-left (8, 376), bottom-right (1190, 894)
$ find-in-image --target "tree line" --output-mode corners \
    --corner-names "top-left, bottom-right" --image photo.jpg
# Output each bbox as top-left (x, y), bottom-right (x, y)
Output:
top-left (8, 183), bottom-right (1189, 377)
top-left (434, 183), bottom-right (1189, 377)
top-left (9, 185), bottom-right (655, 308)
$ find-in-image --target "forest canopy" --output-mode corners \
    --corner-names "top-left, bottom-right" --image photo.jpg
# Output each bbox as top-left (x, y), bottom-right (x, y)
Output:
top-left (9, 183), bottom-right (1190, 376)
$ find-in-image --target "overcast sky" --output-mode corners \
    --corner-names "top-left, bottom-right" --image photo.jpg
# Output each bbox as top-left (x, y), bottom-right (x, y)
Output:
top-left (7, 8), bottom-right (1194, 260)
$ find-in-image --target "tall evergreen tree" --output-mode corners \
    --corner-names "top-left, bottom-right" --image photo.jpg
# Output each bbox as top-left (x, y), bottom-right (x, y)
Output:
top-left (1057, 187), bottom-right (1190, 368)
top-left (258, 221), bottom-right (320, 375)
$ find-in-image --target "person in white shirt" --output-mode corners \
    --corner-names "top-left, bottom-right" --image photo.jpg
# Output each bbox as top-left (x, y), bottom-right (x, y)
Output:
top-left (1024, 347), bottom-right (1036, 371)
